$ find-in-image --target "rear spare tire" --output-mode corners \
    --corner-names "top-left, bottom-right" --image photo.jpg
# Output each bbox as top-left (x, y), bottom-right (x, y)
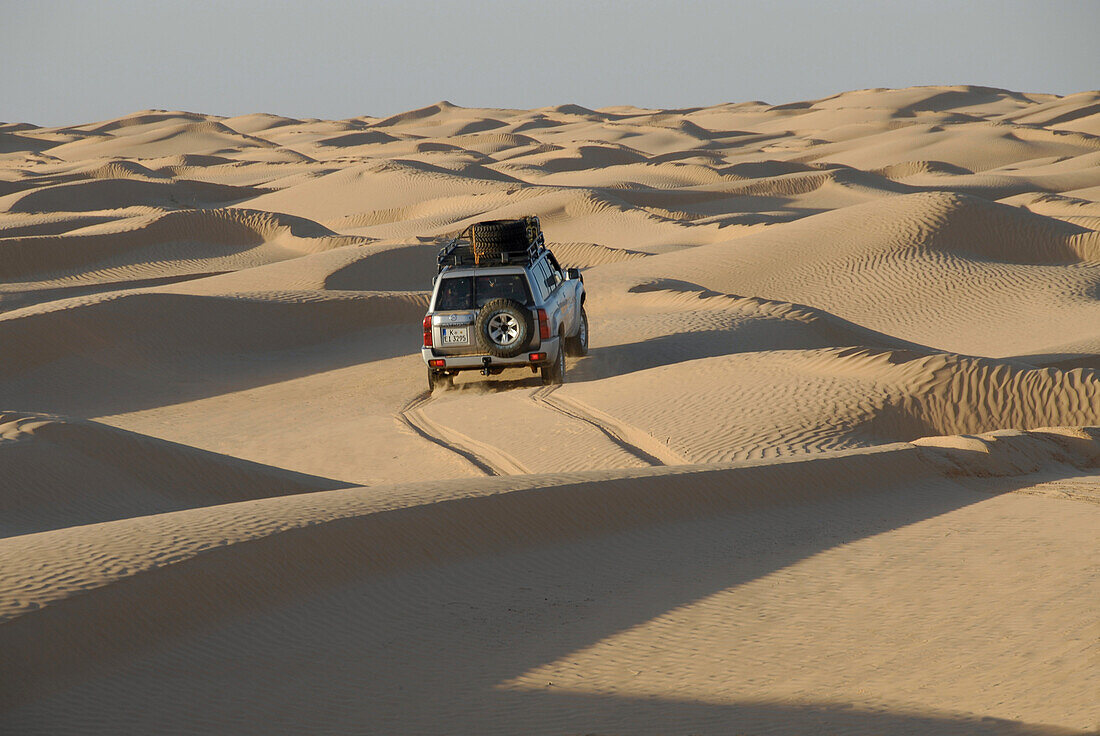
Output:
top-left (474, 298), bottom-right (533, 358)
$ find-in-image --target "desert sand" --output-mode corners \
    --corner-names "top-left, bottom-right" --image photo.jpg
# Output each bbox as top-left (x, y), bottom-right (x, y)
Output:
top-left (1, 85), bottom-right (1098, 734)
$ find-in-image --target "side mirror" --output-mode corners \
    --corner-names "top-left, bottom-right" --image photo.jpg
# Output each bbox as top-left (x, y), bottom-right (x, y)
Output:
top-left (566, 268), bottom-right (582, 281)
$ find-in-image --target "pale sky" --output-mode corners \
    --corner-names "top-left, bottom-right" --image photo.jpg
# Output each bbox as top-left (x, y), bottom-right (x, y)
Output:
top-left (4, 0), bottom-right (1097, 126)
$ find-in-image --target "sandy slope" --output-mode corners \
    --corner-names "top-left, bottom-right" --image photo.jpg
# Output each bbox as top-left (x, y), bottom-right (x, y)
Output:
top-left (1, 432), bottom-right (1097, 734)
top-left (2, 86), bottom-right (1099, 734)
top-left (0, 411), bottom-right (347, 536)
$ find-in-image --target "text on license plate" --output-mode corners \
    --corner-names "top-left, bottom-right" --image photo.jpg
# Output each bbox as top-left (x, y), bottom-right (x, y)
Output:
top-left (441, 327), bottom-right (469, 345)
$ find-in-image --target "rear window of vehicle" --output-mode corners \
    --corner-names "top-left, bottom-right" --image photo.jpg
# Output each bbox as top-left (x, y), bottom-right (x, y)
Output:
top-left (435, 274), bottom-right (532, 311)
top-left (436, 276), bottom-right (473, 310)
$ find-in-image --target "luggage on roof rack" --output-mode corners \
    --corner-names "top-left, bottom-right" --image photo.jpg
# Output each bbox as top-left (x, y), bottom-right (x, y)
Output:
top-left (437, 216), bottom-right (545, 272)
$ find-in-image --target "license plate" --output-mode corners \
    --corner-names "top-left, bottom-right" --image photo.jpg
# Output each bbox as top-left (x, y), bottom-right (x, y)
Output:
top-left (441, 327), bottom-right (469, 345)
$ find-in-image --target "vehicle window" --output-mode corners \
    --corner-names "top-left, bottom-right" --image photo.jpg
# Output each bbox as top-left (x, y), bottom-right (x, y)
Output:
top-left (546, 253), bottom-right (565, 287)
top-left (542, 258), bottom-right (561, 292)
top-left (436, 277), bottom-right (473, 310)
top-left (531, 261), bottom-right (551, 301)
top-left (474, 274), bottom-right (531, 307)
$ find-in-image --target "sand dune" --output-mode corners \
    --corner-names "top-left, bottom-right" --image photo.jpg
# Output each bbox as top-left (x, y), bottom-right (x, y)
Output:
top-left (589, 190), bottom-right (1100, 355)
top-left (0, 411), bottom-right (346, 536)
top-left (45, 118), bottom-right (289, 161)
top-left (1, 430), bottom-right (1096, 732)
top-left (0, 176), bottom-right (266, 213)
top-left (1, 86), bottom-right (1098, 733)
top-left (0, 289), bottom-right (426, 382)
top-left (0, 207), bottom-right (361, 287)
top-left (421, 347), bottom-right (1099, 468)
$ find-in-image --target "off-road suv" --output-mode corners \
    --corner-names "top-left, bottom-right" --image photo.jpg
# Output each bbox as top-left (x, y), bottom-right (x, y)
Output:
top-left (422, 216), bottom-right (588, 390)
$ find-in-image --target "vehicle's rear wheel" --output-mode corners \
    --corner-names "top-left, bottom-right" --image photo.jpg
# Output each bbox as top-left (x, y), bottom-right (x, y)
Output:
top-left (428, 369), bottom-right (453, 392)
top-left (541, 345), bottom-right (565, 385)
top-left (564, 307), bottom-right (589, 357)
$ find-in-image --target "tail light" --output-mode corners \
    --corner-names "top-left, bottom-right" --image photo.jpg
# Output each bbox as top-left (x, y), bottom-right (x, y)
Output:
top-left (537, 309), bottom-right (550, 340)
top-left (423, 315), bottom-right (433, 347)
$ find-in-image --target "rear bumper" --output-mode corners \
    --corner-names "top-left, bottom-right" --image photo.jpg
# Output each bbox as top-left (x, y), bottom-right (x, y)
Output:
top-left (422, 337), bottom-right (560, 370)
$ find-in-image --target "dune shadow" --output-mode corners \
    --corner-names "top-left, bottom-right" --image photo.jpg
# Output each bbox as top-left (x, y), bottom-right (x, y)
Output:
top-left (429, 324), bottom-right (914, 394)
top-left (4, 461), bottom-right (1088, 734)
top-left (421, 327), bottom-right (863, 395)
top-left (0, 273), bottom-right (229, 314)
top-left (569, 330), bottom-right (777, 381)
top-left (386, 690), bottom-right (1081, 736)
top-left (566, 329), bottom-right (871, 383)
top-left (0, 415), bottom-right (352, 538)
top-left (0, 322), bottom-right (421, 418)
top-left (323, 245), bottom-right (438, 291)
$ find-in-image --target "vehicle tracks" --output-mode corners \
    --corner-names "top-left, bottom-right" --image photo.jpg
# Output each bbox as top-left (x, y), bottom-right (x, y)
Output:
top-left (396, 392), bottom-right (531, 476)
top-left (531, 386), bottom-right (687, 467)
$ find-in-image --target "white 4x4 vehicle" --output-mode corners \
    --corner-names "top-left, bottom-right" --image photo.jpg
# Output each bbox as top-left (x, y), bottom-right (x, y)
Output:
top-left (422, 217), bottom-right (588, 390)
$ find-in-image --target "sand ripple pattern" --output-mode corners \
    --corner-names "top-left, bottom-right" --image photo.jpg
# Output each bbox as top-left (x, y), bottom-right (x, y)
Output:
top-left (2, 86), bottom-right (1100, 733)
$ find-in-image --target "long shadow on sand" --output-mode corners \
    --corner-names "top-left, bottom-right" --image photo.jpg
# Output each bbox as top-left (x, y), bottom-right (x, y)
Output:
top-left (0, 322), bottom-right (419, 419)
top-left (0, 416), bottom-right (352, 538)
top-left (0, 291), bottom-right (959, 419)
top-left (3, 463), bottom-right (1089, 734)
top-left (0, 272), bottom-right (229, 313)
top-left (453, 330), bottom-right (932, 394)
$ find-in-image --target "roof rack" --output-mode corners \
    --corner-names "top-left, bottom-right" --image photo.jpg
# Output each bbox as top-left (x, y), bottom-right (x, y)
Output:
top-left (436, 219), bottom-right (546, 273)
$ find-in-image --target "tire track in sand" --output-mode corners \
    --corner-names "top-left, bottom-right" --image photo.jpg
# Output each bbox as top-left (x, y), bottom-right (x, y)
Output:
top-left (396, 393), bottom-right (531, 476)
top-left (532, 385), bottom-right (688, 466)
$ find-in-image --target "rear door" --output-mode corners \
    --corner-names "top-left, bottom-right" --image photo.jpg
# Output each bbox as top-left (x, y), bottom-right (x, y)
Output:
top-left (531, 257), bottom-right (566, 336)
top-left (432, 273), bottom-right (535, 355)
top-left (431, 276), bottom-right (477, 354)
top-left (544, 254), bottom-right (575, 335)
